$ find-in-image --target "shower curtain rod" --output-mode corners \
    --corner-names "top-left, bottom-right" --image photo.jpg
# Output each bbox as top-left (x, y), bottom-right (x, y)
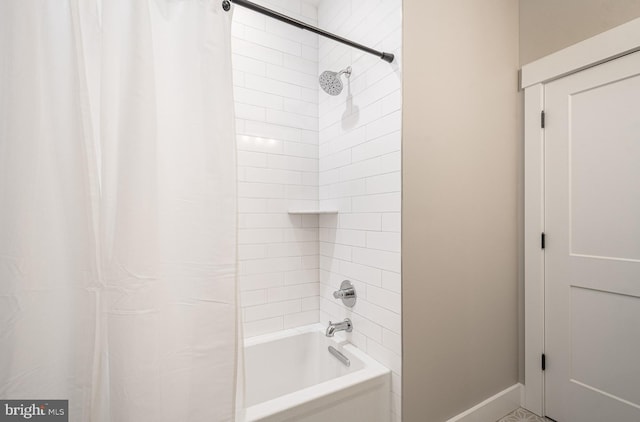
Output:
top-left (222, 0), bottom-right (395, 63)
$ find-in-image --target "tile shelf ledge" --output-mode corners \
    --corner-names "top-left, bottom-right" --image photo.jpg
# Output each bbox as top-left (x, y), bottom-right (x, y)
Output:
top-left (287, 210), bottom-right (338, 215)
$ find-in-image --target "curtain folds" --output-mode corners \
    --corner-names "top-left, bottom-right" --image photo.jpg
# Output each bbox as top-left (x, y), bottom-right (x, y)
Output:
top-left (0, 1), bottom-right (238, 421)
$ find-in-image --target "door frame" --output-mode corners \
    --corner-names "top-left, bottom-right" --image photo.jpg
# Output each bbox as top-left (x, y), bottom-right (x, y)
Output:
top-left (521, 17), bottom-right (640, 416)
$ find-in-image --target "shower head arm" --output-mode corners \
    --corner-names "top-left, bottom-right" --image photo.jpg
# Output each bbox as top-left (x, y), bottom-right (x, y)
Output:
top-left (337, 66), bottom-right (352, 79)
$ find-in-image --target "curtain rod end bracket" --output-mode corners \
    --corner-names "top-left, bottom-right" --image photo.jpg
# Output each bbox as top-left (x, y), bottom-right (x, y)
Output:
top-left (381, 52), bottom-right (394, 63)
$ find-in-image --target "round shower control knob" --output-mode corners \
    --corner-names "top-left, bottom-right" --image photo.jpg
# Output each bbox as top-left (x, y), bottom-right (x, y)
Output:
top-left (332, 280), bottom-right (356, 307)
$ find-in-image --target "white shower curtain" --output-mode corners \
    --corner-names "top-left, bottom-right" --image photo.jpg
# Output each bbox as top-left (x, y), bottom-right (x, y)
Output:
top-left (0, 1), bottom-right (238, 421)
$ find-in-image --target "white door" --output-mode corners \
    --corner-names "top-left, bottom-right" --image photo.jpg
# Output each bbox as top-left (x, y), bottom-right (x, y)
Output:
top-left (544, 51), bottom-right (640, 421)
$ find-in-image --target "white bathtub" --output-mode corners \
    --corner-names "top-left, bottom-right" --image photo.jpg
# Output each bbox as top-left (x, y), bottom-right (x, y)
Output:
top-left (241, 324), bottom-right (391, 422)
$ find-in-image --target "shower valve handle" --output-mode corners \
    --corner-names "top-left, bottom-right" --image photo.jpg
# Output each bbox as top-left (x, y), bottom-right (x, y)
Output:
top-left (332, 280), bottom-right (356, 307)
top-left (333, 288), bottom-right (355, 299)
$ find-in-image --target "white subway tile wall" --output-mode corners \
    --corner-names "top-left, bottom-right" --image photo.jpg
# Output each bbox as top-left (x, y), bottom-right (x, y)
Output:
top-left (232, 0), bottom-right (321, 339)
top-left (317, 1), bottom-right (402, 421)
top-left (233, 0), bottom-right (402, 420)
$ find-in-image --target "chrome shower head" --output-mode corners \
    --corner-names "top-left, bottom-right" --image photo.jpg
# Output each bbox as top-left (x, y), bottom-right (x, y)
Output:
top-left (319, 66), bottom-right (352, 96)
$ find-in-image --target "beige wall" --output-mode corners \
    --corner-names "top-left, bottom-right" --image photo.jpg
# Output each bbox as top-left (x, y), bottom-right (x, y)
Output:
top-left (520, 0), bottom-right (640, 65)
top-left (402, 1), bottom-right (520, 421)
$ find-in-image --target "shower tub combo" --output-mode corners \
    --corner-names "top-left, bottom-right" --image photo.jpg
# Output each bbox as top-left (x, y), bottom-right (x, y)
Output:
top-left (241, 324), bottom-right (391, 422)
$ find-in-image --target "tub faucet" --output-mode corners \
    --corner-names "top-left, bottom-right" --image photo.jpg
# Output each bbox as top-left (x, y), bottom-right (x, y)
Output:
top-left (325, 318), bottom-right (353, 337)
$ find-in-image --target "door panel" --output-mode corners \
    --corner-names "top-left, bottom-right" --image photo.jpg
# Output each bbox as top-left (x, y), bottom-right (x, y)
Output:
top-left (545, 51), bottom-right (640, 421)
top-left (569, 75), bottom-right (640, 260)
top-left (571, 287), bottom-right (640, 405)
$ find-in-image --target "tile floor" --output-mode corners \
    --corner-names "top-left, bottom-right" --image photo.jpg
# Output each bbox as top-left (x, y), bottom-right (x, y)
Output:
top-left (497, 408), bottom-right (548, 422)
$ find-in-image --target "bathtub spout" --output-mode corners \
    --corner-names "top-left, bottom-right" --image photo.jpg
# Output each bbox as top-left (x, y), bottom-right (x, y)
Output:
top-left (325, 319), bottom-right (353, 337)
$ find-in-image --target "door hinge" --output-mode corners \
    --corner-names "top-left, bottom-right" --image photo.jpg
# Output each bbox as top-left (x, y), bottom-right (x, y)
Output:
top-left (541, 232), bottom-right (545, 249)
top-left (542, 353), bottom-right (546, 371)
top-left (541, 110), bottom-right (546, 128)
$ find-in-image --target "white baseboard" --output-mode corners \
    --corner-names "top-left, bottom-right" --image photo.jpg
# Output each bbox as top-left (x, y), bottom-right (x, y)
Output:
top-left (445, 384), bottom-right (523, 422)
